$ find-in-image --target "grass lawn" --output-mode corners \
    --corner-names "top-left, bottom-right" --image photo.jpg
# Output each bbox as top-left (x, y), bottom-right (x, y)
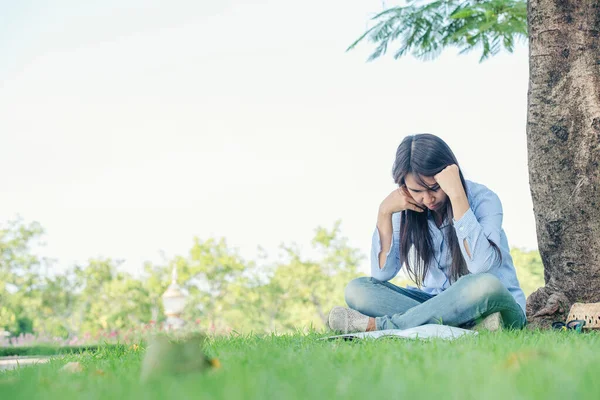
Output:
top-left (1, 330), bottom-right (600, 399)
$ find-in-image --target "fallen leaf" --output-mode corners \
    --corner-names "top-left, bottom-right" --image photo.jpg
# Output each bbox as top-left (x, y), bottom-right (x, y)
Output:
top-left (503, 350), bottom-right (545, 370)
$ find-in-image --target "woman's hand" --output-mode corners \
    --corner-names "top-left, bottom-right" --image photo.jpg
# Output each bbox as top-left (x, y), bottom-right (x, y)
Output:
top-left (379, 186), bottom-right (425, 215)
top-left (434, 164), bottom-right (465, 199)
top-left (377, 186), bottom-right (422, 269)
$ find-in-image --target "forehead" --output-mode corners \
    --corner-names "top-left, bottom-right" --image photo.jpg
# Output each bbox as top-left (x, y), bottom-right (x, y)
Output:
top-left (404, 173), bottom-right (436, 188)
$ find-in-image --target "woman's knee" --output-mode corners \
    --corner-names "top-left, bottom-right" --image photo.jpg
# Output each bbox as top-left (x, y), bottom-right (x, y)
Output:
top-left (344, 277), bottom-right (375, 310)
top-left (459, 273), bottom-right (506, 302)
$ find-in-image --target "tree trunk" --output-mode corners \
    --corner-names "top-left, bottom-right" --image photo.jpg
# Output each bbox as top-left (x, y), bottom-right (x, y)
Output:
top-left (526, 0), bottom-right (600, 328)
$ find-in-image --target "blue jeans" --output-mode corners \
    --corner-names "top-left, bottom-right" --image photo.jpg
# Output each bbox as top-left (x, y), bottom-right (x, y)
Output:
top-left (345, 273), bottom-right (527, 330)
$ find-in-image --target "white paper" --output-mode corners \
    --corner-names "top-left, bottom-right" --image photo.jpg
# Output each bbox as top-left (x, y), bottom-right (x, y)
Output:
top-left (322, 324), bottom-right (477, 341)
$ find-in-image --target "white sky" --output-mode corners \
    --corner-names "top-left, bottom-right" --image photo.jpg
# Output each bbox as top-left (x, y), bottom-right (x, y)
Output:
top-left (0, 0), bottom-right (536, 276)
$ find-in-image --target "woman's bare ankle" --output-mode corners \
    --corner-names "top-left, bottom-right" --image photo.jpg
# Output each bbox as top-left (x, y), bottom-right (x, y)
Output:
top-left (366, 317), bottom-right (376, 332)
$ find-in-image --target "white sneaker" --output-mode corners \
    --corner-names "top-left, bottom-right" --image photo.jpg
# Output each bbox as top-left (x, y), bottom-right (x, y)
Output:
top-left (327, 306), bottom-right (370, 334)
top-left (472, 312), bottom-right (503, 332)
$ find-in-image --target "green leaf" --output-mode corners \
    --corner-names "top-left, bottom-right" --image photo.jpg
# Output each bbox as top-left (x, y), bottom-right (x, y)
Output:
top-left (348, 0), bottom-right (527, 63)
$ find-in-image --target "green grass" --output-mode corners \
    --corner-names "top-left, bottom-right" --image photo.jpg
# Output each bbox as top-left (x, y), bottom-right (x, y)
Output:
top-left (2, 330), bottom-right (600, 399)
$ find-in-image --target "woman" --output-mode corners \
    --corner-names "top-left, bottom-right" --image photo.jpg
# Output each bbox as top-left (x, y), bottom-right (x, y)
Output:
top-left (328, 134), bottom-right (527, 333)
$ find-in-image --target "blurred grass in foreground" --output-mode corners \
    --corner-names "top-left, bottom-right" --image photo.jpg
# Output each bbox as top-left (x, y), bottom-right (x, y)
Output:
top-left (1, 330), bottom-right (599, 400)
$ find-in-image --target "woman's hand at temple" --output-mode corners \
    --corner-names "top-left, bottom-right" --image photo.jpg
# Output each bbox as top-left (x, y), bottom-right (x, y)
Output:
top-left (379, 185), bottom-right (425, 216)
top-left (433, 164), bottom-right (465, 200)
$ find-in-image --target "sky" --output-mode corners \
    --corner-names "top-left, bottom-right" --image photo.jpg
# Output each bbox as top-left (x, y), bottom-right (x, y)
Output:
top-left (0, 0), bottom-right (535, 277)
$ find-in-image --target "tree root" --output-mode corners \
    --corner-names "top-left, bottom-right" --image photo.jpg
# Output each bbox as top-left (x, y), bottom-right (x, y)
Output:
top-left (526, 287), bottom-right (571, 329)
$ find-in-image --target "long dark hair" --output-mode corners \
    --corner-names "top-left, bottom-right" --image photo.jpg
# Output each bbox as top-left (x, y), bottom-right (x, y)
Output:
top-left (392, 134), bottom-right (500, 286)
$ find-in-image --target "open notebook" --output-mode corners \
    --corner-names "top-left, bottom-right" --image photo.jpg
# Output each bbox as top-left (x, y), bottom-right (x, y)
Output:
top-left (321, 324), bottom-right (477, 341)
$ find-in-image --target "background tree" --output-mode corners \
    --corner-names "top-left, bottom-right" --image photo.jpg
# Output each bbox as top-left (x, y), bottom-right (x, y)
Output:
top-left (0, 218), bottom-right (46, 335)
top-left (175, 221), bottom-right (364, 333)
top-left (272, 221), bottom-right (364, 328)
top-left (510, 248), bottom-right (544, 297)
top-left (348, 0), bottom-right (600, 327)
top-left (231, 262), bottom-right (296, 333)
top-left (34, 274), bottom-right (78, 337)
top-left (0, 216), bottom-right (546, 336)
top-left (144, 237), bottom-right (248, 331)
top-left (73, 258), bottom-right (153, 334)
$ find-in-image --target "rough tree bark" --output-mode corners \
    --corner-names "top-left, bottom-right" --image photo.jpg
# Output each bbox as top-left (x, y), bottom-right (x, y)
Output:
top-left (526, 0), bottom-right (600, 328)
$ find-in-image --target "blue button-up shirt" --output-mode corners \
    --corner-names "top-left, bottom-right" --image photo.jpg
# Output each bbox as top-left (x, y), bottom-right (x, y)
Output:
top-left (371, 180), bottom-right (527, 314)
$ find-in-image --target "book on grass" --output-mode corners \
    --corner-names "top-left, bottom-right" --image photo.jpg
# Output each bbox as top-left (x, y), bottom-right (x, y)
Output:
top-left (322, 324), bottom-right (477, 341)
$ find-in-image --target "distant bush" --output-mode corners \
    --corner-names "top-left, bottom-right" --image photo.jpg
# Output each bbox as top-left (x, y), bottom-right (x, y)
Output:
top-left (510, 248), bottom-right (544, 297)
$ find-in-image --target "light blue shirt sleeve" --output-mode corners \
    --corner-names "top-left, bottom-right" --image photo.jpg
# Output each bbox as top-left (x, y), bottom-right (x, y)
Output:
top-left (370, 212), bottom-right (402, 281)
top-left (453, 190), bottom-right (503, 274)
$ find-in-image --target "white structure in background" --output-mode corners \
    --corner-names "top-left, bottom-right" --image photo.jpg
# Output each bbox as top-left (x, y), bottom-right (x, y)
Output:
top-left (162, 266), bottom-right (186, 330)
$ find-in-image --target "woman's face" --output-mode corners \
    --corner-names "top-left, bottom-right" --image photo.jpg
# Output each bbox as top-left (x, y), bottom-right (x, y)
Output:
top-left (403, 173), bottom-right (448, 212)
